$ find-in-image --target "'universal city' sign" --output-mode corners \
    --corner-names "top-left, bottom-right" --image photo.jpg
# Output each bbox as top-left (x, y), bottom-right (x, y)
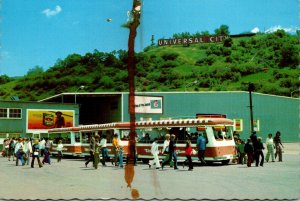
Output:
top-left (158, 35), bottom-right (229, 46)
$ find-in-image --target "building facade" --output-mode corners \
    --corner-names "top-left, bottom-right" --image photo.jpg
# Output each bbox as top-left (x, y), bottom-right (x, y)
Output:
top-left (0, 100), bottom-right (79, 143)
top-left (40, 91), bottom-right (299, 143)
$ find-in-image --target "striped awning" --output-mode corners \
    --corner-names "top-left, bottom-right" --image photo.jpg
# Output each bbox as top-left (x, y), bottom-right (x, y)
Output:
top-left (80, 123), bottom-right (117, 130)
top-left (48, 118), bottom-right (233, 133)
top-left (135, 118), bottom-right (233, 128)
top-left (48, 127), bottom-right (80, 133)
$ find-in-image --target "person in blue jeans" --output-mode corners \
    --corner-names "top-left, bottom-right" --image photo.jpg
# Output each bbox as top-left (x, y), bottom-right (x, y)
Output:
top-left (162, 134), bottom-right (178, 170)
top-left (197, 132), bottom-right (207, 165)
top-left (15, 138), bottom-right (25, 166)
top-left (118, 146), bottom-right (124, 168)
top-left (31, 139), bottom-right (43, 168)
top-left (100, 134), bottom-right (109, 166)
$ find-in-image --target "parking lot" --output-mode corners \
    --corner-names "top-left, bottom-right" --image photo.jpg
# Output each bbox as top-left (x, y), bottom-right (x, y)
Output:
top-left (0, 143), bottom-right (299, 200)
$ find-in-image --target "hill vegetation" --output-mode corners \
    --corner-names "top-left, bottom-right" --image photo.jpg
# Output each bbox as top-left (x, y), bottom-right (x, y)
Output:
top-left (0, 29), bottom-right (299, 101)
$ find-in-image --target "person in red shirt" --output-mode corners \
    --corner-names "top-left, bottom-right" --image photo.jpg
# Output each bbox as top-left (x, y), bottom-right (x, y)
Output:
top-left (185, 140), bottom-right (193, 171)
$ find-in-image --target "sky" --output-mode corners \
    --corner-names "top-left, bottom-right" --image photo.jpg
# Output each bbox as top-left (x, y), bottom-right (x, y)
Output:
top-left (0, 0), bottom-right (299, 77)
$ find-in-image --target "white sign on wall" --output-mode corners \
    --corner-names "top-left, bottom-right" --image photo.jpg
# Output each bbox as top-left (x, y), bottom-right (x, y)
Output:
top-left (134, 96), bottom-right (163, 114)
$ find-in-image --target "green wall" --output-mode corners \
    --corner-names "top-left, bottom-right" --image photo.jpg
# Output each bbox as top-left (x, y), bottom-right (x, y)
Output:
top-left (122, 92), bottom-right (299, 143)
top-left (0, 100), bottom-right (79, 136)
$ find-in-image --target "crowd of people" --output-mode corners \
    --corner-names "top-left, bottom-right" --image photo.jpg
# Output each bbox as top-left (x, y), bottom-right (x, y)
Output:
top-left (1, 137), bottom-right (64, 168)
top-left (235, 131), bottom-right (284, 167)
top-left (1, 130), bottom-right (284, 170)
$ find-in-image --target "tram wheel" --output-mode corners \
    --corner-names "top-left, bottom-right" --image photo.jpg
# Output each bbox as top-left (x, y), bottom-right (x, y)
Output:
top-left (141, 159), bottom-right (149, 164)
top-left (221, 159), bottom-right (230, 165)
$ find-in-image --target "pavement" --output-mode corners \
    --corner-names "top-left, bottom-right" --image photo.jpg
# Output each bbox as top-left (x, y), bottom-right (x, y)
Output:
top-left (0, 143), bottom-right (299, 200)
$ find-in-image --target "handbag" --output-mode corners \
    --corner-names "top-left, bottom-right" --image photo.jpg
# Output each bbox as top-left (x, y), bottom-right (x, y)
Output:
top-left (192, 149), bottom-right (197, 155)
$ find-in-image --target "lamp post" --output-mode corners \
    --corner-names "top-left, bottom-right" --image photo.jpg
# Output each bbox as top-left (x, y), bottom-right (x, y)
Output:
top-left (291, 89), bottom-right (300, 97)
top-left (184, 80), bottom-right (198, 91)
top-left (75, 85), bottom-right (85, 104)
top-left (248, 82), bottom-right (255, 134)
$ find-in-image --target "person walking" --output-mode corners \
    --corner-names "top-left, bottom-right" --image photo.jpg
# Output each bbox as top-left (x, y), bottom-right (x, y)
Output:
top-left (31, 139), bottom-right (43, 168)
top-left (148, 138), bottom-right (161, 169)
top-left (244, 138), bottom-right (254, 167)
top-left (39, 138), bottom-right (46, 157)
top-left (255, 137), bottom-right (265, 167)
top-left (184, 140), bottom-right (193, 171)
top-left (265, 133), bottom-right (275, 162)
top-left (196, 133), bottom-right (206, 165)
top-left (99, 134), bottom-right (108, 166)
top-left (250, 131), bottom-right (258, 164)
top-left (4, 139), bottom-right (10, 158)
top-left (112, 133), bottom-right (119, 166)
top-left (93, 135), bottom-right (101, 169)
top-left (162, 134), bottom-right (178, 170)
top-left (42, 138), bottom-right (51, 165)
top-left (8, 138), bottom-right (16, 161)
top-left (85, 135), bottom-right (95, 167)
top-left (15, 138), bottom-right (25, 166)
top-left (237, 140), bottom-right (246, 165)
top-left (118, 146), bottom-right (124, 168)
top-left (162, 134), bottom-right (173, 167)
top-left (56, 140), bottom-right (64, 162)
top-left (274, 131), bottom-right (284, 162)
top-left (23, 138), bottom-right (32, 165)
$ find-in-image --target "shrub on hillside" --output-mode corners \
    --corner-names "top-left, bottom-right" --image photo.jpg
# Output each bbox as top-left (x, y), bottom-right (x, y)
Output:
top-left (100, 76), bottom-right (113, 88)
top-left (195, 55), bottom-right (216, 66)
top-left (160, 60), bottom-right (180, 68)
top-left (279, 78), bottom-right (294, 88)
top-left (161, 52), bottom-right (179, 61)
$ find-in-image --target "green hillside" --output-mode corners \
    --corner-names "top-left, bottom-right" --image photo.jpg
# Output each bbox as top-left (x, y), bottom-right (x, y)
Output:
top-left (0, 30), bottom-right (299, 101)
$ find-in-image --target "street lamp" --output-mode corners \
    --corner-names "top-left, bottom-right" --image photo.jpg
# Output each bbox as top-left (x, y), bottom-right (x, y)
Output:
top-left (75, 85), bottom-right (85, 104)
top-left (290, 89), bottom-right (300, 97)
top-left (248, 82), bottom-right (255, 134)
top-left (184, 80), bottom-right (198, 91)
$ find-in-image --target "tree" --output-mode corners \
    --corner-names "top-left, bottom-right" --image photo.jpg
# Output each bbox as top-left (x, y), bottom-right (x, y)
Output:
top-left (26, 66), bottom-right (44, 76)
top-left (214, 24), bottom-right (230, 35)
top-left (0, 75), bottom-right (11, 84)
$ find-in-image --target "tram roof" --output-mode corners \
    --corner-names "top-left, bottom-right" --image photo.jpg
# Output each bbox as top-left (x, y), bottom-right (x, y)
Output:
top-left (48, 118), bottom-right (233, 133)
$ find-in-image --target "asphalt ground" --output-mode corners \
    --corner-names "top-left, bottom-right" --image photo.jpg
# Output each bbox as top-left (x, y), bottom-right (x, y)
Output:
top-left (0, 143), bottom-right (299, 200)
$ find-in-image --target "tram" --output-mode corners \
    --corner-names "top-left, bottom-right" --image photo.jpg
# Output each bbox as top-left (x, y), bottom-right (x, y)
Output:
top-left (47, 116), bottom-right (237, 164)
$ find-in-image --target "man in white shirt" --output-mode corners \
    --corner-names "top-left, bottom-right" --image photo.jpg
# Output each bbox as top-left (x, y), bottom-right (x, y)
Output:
top-left (148, 138), bottom-right (161, 169)
top-left (39, 138), bottom-right (46, 157)
top-left (99, 134), bottom-right (108, 166)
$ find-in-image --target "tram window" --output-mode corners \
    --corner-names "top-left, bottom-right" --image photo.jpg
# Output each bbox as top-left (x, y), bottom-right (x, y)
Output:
top-left (75, 132), bottom-right (80, 142)
top-left (224, 127), bottom-right (233, 140)
top-left (50, 132), bottom-right (71, 144)
top-left (40, 133), bottom-right (48, 139)
top-left (103, 130), bottom-right (114, 143)
top-left (81, 132), bottom-right (93, 144)
top-left (121, 130), bottom-right (130, 140)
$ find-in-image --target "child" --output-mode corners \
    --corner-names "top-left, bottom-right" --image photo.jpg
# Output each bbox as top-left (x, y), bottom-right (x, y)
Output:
top-left (185, 140), bottom-right (193, 171)
top-left (56, 140), bottom-right (64, 162)
top-left (237, 140), bottom-right (246, 165)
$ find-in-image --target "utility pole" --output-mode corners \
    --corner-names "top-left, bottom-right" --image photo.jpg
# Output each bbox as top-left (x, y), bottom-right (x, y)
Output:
top-left (248, 82), bottom-right (255, 134)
